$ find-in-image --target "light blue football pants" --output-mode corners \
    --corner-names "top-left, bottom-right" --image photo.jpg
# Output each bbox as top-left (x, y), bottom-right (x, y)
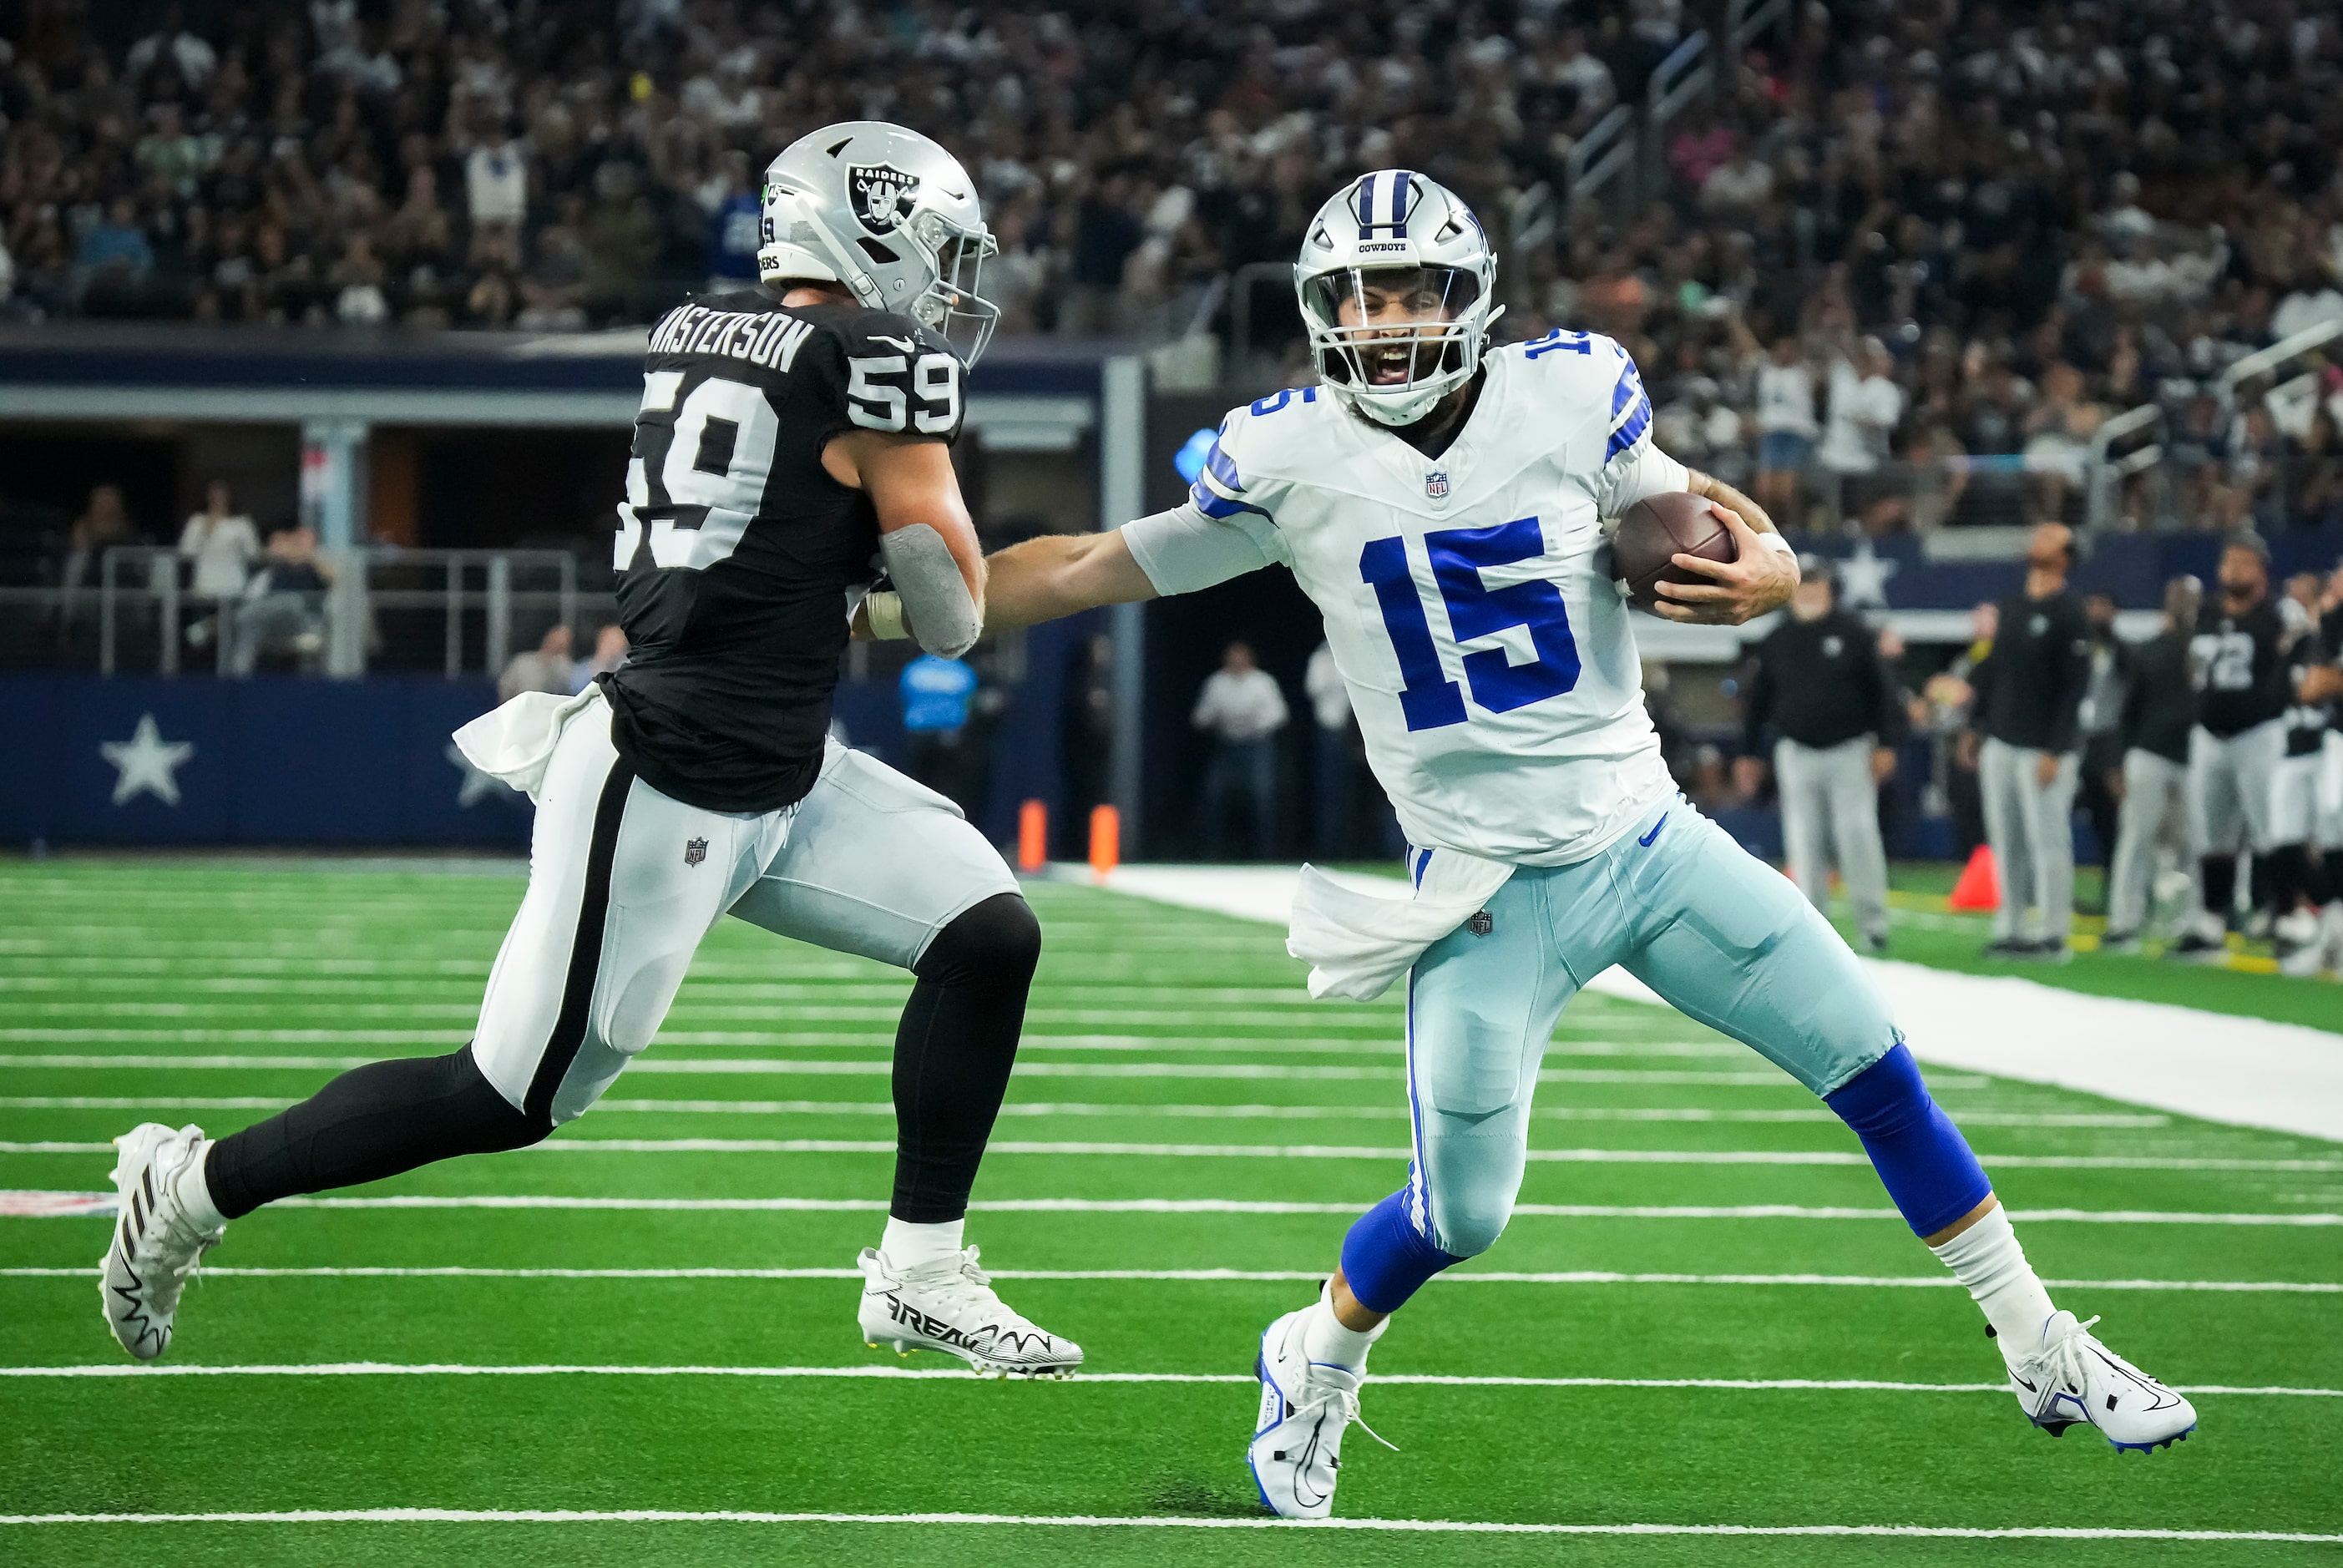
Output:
top-left (1399, 794), bottom-right (1900, 1258)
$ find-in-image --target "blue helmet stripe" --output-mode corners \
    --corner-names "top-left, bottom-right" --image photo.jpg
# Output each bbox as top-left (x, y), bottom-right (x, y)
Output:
top-left (1389, 170), bottom-right (1413, 225)
top-left (1354, 172), bottom-right (1379, 230)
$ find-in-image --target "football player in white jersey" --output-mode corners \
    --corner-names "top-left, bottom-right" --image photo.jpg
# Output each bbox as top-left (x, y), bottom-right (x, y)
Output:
top-left (874, 170), bottom-right (2198, 1515)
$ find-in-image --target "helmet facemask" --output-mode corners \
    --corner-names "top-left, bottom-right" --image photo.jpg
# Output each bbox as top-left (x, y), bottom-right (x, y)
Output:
top-left (910, 216), bottom-right (1001, 365)
top-left (1301, 265), bottom-right (1488, 426)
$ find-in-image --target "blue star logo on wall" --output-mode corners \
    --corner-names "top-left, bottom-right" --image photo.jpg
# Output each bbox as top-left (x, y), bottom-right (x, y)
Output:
top-left (99, 714), bottom-right (195, 807)
top-left (445, 742), bottom-right (507, 808)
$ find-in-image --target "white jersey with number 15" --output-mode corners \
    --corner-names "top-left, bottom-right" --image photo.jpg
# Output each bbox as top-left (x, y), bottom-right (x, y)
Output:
top-left (1123, 329), bottom-right (1691, 866)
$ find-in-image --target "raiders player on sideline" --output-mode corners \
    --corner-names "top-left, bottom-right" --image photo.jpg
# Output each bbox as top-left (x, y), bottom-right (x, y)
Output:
top-left (2274, 571), bottom-right (2341, 974)
top-left (870, 170), bottom-right (2198, 1517)
top-left (98, 123), bottom-right (1081, 1379)
top-left (2174, 534), bottom-right (2299, 957)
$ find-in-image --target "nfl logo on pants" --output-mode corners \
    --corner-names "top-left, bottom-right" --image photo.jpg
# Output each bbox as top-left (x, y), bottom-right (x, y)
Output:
top-left (683, 837), bottom-right (708, 867)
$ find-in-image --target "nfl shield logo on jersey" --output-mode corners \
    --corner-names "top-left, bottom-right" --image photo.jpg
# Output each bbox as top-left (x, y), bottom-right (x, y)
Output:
top-left (1425, 470), bottom-right (1450, 498)
top-left (849, 164), bottom-right (920, 235)
top-left (683, 837), bottom-right (709, 867)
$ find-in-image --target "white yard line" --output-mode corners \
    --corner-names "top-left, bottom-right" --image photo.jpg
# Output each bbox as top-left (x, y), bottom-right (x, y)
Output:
top-left (3, 1265), bottom-right (2331, 1292)
top-left (0, 1364), bottom-right (2332, 1400)
top-left (1098, 864), bottom-right (2343, 1144)
top-left (0, 1095), bottom-right (2166, 1127)
top-left (7, 1138), bottom-right (2325, 1170)
top-left (8, 1191), bottom-right (2335, 1225)
top-left (0, 1054), bottom-right (1928, 1087)
top-left (0, 1509), bottom-right (2332, 1543)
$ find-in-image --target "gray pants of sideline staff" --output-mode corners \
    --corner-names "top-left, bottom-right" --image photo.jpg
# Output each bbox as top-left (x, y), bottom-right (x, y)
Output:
top-left (1980, 736), bottom-right (2080, 944)
top-left (1774, 736), bottom-right (1890, 946)
top-left (2107, 748), bottom-right (2189, 938)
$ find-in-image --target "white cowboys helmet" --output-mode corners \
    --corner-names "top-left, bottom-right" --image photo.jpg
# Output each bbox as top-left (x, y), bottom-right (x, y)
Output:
top-left (1295, 170), bottom-right (1501, 426)
top-left (757, 121), bottom-right (1001, 363)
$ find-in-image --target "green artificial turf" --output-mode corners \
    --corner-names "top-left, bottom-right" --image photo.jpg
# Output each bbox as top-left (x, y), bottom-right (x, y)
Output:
top-left (0, 862), bottom-right (2337, 1567)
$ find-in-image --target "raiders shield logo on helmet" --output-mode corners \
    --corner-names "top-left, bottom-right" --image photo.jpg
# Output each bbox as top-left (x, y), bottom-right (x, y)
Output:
top-left (684, 837), bottom-right (709, 867)
top-left (848, 164), bottom-right (920, 235)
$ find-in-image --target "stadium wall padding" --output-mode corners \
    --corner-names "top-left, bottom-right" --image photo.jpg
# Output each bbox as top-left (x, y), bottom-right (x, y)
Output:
top-left (0, 675), bottom-right (529, 847)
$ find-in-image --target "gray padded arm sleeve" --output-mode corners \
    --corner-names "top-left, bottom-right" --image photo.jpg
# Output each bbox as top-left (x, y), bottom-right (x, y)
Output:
top-left (879, 524), bottom-right (984, 659)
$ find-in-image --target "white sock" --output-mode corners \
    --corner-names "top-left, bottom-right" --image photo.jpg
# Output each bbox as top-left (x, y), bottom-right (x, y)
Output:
top-left (1929, 1204), bottom-right (2057, 1359)
top-left (178, 1140), bottom-right (228, 1232)
top-left (879, 1216), bottom-right (964, 1272)
top-left (1300, 1280), bottom-right (1388, 1373)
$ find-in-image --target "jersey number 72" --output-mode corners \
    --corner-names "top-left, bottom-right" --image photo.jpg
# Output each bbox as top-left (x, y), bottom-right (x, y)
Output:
top-left (1360, 516), bottom-right (1581, 731)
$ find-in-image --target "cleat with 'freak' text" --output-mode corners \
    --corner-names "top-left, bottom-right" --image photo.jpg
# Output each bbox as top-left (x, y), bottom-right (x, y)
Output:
top-left (2007, 1310), bottom-right (2198, 1452)
top-left (854, 1245), bottom-right (1081, 1378)
top-left (99, 1122), bottom-right (225, 1362)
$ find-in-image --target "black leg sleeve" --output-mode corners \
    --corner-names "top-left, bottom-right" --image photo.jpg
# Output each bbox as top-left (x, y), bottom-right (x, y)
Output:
top-left (203, 1044), bottom-right (544, 1220)
top-left (2201, 854), bottom-right (2238, 923)
top-left (890, 892), bottom-right (1041, 1224)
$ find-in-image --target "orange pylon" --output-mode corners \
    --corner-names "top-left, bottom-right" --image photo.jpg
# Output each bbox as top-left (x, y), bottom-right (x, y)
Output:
top-left (1948, 845), bottom-right (2000, 911)
top-left (1089, 804), bottom-right (1120, 878)
top-left (1017, 799), bottom-right (1047, 873)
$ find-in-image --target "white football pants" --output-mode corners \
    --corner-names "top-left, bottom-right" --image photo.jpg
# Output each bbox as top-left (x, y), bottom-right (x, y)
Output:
top-left (471, 697), bottom-right (1018, 1125)
top-left (2188, 719), bottom-right (2285, 857)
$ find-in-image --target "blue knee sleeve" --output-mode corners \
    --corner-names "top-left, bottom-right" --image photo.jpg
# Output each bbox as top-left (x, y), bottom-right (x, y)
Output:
top-left (1339, 1187), bottom-right (1463, 1315)
top-left (1824, 1043), bottom-right (1993, 1237)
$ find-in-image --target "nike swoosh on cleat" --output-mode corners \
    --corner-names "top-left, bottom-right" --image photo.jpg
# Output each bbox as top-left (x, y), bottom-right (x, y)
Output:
top-left (1638, 813), bottom-right (1670, 847)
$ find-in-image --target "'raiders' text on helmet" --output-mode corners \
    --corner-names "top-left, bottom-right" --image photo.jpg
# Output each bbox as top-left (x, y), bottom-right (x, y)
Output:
top-left (757, 122), bottom-right (1000, 364)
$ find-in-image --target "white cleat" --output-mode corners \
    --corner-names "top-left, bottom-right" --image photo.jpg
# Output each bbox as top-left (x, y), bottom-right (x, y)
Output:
top-left (2006, 1310), bottom-right (2198, 1453)
top-left (99, 1123), bottom-right (225, 1362)
top-left (2277, 905), bottom-right (2341, 979)
top-left (1247, 1304), bottom-right (1394, 1519)
top-left (855, 1245), bottom-right (1081, 1379)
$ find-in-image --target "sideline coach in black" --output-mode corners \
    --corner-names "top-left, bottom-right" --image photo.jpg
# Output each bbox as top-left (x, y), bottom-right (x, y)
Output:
top-left (1738, 557), bottom-right (1907, 953)
top-left (1968, 522), bottom-right (2092, 959)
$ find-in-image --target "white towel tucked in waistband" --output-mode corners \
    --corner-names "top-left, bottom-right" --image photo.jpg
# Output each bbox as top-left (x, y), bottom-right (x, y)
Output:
top-left (1286, 850), bottom-right (1516, 1002)
top-left (451, 688), bottom-right (600, 804)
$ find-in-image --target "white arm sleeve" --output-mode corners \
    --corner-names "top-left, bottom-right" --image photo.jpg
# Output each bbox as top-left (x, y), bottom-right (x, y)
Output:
top-left (1595, 437), bottom-right (1692, 522)
top-left (1119, 501), bottom-right (1287, 596)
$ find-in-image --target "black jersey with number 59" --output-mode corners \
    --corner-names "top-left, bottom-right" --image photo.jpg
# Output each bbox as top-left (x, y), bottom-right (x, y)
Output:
top-left (599, 291), bottom-right (965, 813)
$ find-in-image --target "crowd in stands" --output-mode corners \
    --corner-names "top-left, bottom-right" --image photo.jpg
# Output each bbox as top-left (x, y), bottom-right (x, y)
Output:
top-left (3, 1), bottom-right (2343, 530)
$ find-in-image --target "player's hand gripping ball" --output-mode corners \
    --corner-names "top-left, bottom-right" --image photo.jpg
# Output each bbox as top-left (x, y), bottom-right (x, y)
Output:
top-left (1609, 493), bottom-right (1793, 625)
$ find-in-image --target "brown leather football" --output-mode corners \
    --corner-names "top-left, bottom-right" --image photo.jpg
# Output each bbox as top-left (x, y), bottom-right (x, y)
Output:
top-left (1610, 492), bottom-right (1738, 613)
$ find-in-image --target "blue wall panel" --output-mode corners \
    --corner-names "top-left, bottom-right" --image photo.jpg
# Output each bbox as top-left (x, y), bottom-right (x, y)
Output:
top-left (3, 675), bottom-right (525, 849)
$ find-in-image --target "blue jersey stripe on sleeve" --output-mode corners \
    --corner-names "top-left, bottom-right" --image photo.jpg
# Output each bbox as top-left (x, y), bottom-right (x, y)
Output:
top-left (1605, 362), bottom-right (1652, 463)
top-left (1203, 438), bottom-right (1245, 494)
top-left (1189, 478), bottom-right (1271, 520)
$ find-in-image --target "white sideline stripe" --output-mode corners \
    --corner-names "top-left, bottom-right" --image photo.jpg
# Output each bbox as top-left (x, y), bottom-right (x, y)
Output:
top-left (0, 1054), bottom-right (1848, 1086)
top-left (0, 1095), bottom-right (2168, 1127)
top-left (0, 1363), bottom-right (2332, 1401)
top-left (9, 1191), bottom-right (2337, 1226)
top-left (1097, 864), bottom-right (2343, 1144)
top-left (4, 1265), bottom-right (2331, 1293)
top-left (12, 1137), bottom-right (2331, 1171)
top-left (0, 1510), bottom-right (2334, 1545)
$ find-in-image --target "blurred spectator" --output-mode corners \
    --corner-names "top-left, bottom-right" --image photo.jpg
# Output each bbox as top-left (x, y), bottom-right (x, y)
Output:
top-left (1304, 641), bottom-right (1354, 859)
top-left (1817, 336), bottom-right (1904, 533)
top-left (498, 624), bottom-right (574, 701)
top-left (61, 483), bottom-right (144, 595)
top-left (572, 622), bottom-right (630, 692)
top-left (1970, 524), bottom-right (2091, 960)
top-left (228, 525), bottom-right (333, 675)
top-left (2074, 593), bottom-right (2126, 905)
top-left (703, 150), bottom-right (762, 292)
top-left (176, 479), bottom-right (259, 660)
top-left (2104, 577), bottom-right (2204, 948)
top-left (1747, 331), bottom-right (1818, 527)
top-left (2271, 271), bottom-right (2343, 344)
top-left (1192, 639), bottom-right (1287, 858)
top-left (76, 197), bottom-right (154, 300)
top-left (901, 652), bottom-right (982, 810)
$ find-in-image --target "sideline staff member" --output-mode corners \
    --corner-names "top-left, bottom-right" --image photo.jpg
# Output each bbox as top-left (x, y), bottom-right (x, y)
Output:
top-left (1738, 557), bottom-right (1906, 953)
top-left (1968, 523), bottom-right (2091, 959)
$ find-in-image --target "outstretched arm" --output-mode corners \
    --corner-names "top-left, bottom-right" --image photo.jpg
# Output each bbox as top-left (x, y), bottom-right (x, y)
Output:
top-left (980, 529), bottom-right (1161, 632)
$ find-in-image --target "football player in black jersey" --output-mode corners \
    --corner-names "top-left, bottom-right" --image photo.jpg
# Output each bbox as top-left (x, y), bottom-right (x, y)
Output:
top-left (98, 124), bottom-right (1082, 1379)
top-left (2176, 534), bottom-right (2295, 957)
top-left (2275, 569), bottom-right (2341, 974)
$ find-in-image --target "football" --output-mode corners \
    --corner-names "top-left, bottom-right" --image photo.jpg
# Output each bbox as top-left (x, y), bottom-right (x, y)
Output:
top-left (1611, 492), bottom-right (1739, 613)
